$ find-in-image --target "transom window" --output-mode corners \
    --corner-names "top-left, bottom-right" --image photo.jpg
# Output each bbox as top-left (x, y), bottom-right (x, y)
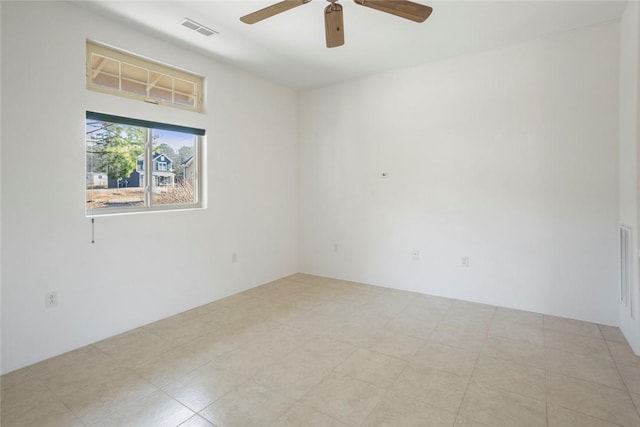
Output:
top-left (87, 41), bottom-right (203, 112)
top-left (86, 111), bottom-right (204, 215)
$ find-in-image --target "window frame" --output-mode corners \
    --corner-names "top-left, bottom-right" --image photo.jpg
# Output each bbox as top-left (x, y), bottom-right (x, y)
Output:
top-left (86, 41), bottom-right (204, 113)
top-left (86, 111), bottom-right (204, 217)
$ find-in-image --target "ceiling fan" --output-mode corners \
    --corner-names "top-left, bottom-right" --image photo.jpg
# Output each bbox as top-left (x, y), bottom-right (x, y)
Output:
top-left (240, 0), bottom-right (433, 48)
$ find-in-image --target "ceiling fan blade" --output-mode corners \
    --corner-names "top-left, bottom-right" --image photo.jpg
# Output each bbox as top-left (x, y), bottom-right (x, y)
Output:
top-left (240, 0), bottom-right (311, 24)
top-left (353, 0), bottom-right (432, 23)
top-left (325, 3), bottom-right (345, 48)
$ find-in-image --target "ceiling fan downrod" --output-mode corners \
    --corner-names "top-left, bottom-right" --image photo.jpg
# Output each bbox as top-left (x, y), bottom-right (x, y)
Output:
top-left (326, 0), bottom-right (342, 11)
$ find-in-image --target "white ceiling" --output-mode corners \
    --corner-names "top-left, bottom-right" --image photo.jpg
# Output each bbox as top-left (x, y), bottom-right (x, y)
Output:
top-left (76, 0), bottom-right (628, 90)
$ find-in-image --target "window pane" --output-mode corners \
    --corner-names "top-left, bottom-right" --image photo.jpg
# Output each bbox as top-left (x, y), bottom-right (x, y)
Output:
top-left (86, 119), bottom-right (146, 211)
top-left (121, 63), bottom-right (147, 97)
top-left (150, 72), bottom-right (172, 90)
top-left (174, 78), bottom-right (195, 95)
top-left (121, 62), bottom-right (147, 84)
top-left (174, 78), bottom-right (196, 107)
top-left (93, 73), bottom-right (119, 91)
top-left (151, 129), bottom-right (196, 206)
top-left (174, 92), bottom-right (195, 107)
top-left (122, 79), bottom-right (147, 97)
top-left (149, 72), bottom-right (173, 102)
top-left (149, 87), bottom-right (172, 102)
top-left (91, 55), bottom-right (120, 90)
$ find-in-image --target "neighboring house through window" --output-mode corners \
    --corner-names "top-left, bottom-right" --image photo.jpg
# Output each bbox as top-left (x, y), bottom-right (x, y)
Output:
top-left (137, 153), bottom-right (175, 187)
top-left (182, 156), bottom-right (195, 184)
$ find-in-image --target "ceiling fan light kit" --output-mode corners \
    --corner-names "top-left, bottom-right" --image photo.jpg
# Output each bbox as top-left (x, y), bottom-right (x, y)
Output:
top-left (240, 0), bottom-right (433, 48)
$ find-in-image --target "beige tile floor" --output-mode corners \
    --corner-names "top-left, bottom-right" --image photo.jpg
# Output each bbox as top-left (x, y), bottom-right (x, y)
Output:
top-left (2, 273), bottom-right (640, 427)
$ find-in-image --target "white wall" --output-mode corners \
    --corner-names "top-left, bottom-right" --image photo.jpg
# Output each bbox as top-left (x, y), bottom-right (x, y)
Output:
top-left (299, 23), bottom-right (621, 325)
top-left (0, 1), bottom-right (299, 373)
top-left (619, 0), bottom-right (640, 352)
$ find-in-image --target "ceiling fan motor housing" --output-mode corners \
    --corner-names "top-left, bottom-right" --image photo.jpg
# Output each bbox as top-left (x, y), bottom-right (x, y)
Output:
top-left (325, 2), bottom-right (345, 48)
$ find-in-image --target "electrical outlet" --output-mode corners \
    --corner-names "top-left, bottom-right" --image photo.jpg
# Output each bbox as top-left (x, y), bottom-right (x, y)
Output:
top-left (412, 250), bottom-right (420, 261)
top-left (462, 256), bottom-right (470, 268)
top-left (45, 291), bottom-right (58, 308)
top-left (232, 252), bottom-right (238, 263)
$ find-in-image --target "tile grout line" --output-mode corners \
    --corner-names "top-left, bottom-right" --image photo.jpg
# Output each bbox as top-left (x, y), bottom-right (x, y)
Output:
top-left (452, 306), bottom-right (497, 423)
top-left (288, 297), bottom-right (406, 427)
top-left (543, 331), bottom-right (639, 426)
top-left (603, 336), bottom-right (640, 421)
top-left (144, 387), bottom-right (197, 426)
top-left (38, 345), bottom-right (117, 426)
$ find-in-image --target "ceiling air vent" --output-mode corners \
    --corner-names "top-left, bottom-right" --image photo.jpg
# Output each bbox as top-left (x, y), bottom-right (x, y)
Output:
top-left (180, 18), bottom-right (218, 37)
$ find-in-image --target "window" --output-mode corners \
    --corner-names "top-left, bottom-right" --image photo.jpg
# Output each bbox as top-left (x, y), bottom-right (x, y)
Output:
top-left (86, 111), bottom-right (204, 215)
top-left (87, 41), bottom-right (203, 112)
